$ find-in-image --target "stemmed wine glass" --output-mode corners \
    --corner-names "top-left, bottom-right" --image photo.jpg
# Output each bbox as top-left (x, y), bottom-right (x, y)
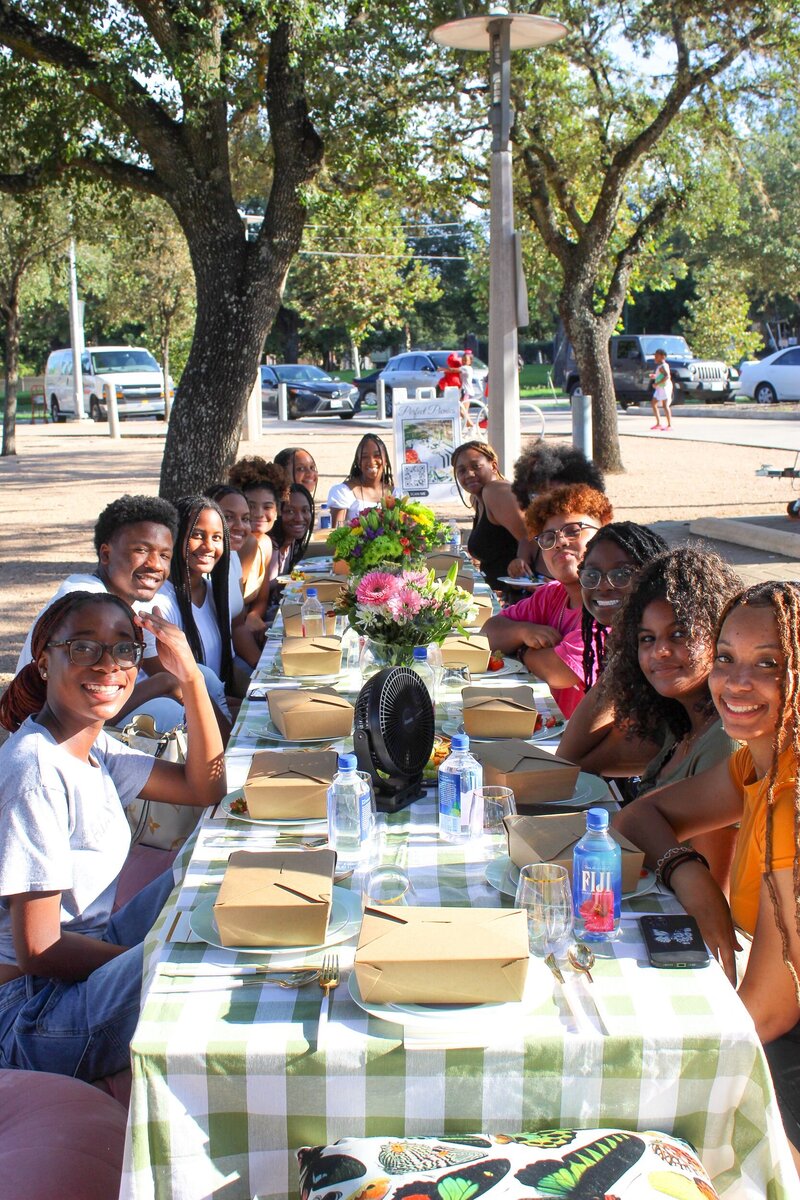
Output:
top-left (514, 864), bottom-right (574, 960)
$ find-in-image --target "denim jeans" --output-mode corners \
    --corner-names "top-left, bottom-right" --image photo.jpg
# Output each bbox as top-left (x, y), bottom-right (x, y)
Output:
top-left (765, 1019), bottom-right (800, 1150)
top-left (0, 868), bottom-right (175, 1082)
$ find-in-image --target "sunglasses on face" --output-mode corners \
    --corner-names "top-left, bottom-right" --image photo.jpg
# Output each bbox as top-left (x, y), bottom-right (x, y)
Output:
top-left (578, 566), bottom-right (637, 590)
top-left (534, 521), bottom-right (598, 550)
top-left (47, 638), bottom-right (144, 668)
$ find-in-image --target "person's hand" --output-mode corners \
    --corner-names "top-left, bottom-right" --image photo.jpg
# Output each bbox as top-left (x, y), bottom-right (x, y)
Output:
top-left (135, 608), bottom-right (202, 686)
top-left (507, 558), bottom-right (533, 579)
top-left (519, 623), bottom-right (561, 651)
top-left (671, 861), bottom-right (741, 985)
top-left (244, 611), bottom-right (266, 635)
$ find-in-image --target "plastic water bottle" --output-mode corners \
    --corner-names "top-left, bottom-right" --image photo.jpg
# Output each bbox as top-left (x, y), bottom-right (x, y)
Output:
top-left (572, 807), bottom-right (621, 942)
top-left (448, 520), bottom-right (461, 556)
top-left (319, 503), bottom-right (331, 531)
top-left (438, 733), bottom-right (483, 844)
top-left (301, 587), bottom-right (324, 638)
top-left (326, 754), bottom-right (373, 872)
top-left (411, 646), bottom-right (436, 708)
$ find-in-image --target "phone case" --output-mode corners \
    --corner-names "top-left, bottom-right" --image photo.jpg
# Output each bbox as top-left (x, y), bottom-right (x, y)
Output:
top-left (639, 914), bottom-right (710, 969)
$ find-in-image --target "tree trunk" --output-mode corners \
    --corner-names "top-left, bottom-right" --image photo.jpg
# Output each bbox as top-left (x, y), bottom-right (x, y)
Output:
top-left (403, 321), bottom-right (412, 351)
top-left (558, 292), bottom-right (623, 474)
top-left (349, 336), bottom-right (361, 377)
top-left (1, 301), bottom-right (20, 458)
top-left (276, 307), bottom-right (301, 362)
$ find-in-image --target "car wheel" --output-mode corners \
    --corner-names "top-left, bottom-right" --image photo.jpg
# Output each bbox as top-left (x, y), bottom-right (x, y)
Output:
top-left (569, 382), bottom-right (583, 403)
top-left (338, 411), bottom-right (356, 420)
top-left (89, 398), bottom-right (105, 422)
top-left (755, 381), bottom-right (778, 405)
top-left (50, 396), bottom-right (66, 423)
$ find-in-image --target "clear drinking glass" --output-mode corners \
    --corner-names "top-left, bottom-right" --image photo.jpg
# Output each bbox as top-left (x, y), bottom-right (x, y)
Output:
top-left (361, 865), bottom-right (414, 907)
top-left (478, 786), bottom-right (516, 858)
top-left (514, 863), bottom-right (574, 958)
top-left (439, 664), bottom-right (472, 698)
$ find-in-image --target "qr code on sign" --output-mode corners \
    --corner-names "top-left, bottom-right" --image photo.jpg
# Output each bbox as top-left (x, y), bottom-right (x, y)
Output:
top-left (402, 463), bottom-right (428, 490)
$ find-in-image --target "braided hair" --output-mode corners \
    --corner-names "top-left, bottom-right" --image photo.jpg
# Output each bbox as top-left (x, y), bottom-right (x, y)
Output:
top-left (716, 581), bottom-right (800, 1002)
top-left (346, 434), bottom-right (394, 492)
top-left (170, 496), bottom-right (233, 690)
top-left (580, 522), bottom-right (669, 689)
top-left (598, 545), bottom-right (742, 741)
top-left (0, 591), bottom-right (140, 732)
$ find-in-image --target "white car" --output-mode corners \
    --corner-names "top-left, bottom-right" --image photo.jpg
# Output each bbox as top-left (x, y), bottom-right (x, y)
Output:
top-left (45, 345), bottom-right (171, 422)
top-left (738, 347), bottom-right (800, 405)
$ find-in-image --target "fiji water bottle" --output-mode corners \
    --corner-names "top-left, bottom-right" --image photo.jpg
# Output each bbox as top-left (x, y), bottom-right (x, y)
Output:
top-left (411, 646), bottom-right (436, 708)
top-left (326, 754), bottom-right (372, 872)
top-left (319, 503), bottom-right (332, 531)
top-left (438, 733), bottom-right (483, 844)
top-left (572, 807), bottom-right (621, 942)
top-left (301, 587), bottom-right (324, 638)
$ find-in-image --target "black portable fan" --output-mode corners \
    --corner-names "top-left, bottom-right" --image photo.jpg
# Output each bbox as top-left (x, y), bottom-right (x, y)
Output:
top-left (354, 667), bottom-right (435, 812)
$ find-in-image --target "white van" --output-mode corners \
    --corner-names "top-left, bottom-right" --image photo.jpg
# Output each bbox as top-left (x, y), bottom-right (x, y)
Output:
top-left (44, 345), bottom-right (171, 422)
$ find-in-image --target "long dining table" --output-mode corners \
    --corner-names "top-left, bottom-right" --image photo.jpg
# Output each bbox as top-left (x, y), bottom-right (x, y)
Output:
top-left (118, 563), bottom-right (797, 1200)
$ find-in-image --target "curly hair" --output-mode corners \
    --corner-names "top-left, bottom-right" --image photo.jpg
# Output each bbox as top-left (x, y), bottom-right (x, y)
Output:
top-left (580, 522), bottom-right (669, 689)
top-left (716, 581), bottom-right (800, 1000)
top-left (524, 483), bottom-right (613, 538)
top-left (93, 495), bottom-right (178, 553)
top-left (345, 434), bottom-right (394, 491)
top-left (598, 545), bottom-right (742, 741)
top-left (0, 591), bottom-right (139, 732)
top-left (512, 440), bottom-right (605, 508)
top-left (227, 456), bottom-right (289, 500)
top-left (170, 496), bottom-right (233, 689)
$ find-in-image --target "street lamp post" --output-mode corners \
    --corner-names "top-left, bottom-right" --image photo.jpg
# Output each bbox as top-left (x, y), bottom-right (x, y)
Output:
top-left (432, 9), bottom-right (567, 475)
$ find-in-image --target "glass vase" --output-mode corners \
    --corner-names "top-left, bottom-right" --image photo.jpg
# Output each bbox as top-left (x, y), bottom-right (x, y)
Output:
top-left (358, 638), bottom-right (416, 677)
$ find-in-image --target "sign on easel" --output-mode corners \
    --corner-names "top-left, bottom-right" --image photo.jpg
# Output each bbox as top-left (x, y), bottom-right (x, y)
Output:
top-left (393, 395), bottom-right (461, 503)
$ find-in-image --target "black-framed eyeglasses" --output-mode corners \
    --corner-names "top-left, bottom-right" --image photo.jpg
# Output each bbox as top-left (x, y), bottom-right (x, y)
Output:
top-left (535, 521), bottom-right (599, 550)
top-left (578, 566), bottom-right (637, 590)
top-left (47, 638), bottom-right (144, 668)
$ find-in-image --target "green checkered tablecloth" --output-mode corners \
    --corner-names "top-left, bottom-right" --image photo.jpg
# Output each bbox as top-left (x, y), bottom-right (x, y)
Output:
top-left (118, 573), bottom-right (797, 1200)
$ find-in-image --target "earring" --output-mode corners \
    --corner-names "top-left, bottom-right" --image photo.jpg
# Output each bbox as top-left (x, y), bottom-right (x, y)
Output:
top-left (40, 669), bottom-right (48, 680)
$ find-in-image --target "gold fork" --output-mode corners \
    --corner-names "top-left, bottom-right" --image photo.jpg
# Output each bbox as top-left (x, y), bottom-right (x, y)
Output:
top-left (317, 953), bottom-right (340, 1049)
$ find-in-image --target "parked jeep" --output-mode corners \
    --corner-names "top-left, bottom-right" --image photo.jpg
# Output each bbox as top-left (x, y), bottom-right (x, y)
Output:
top-left (559, 334), bottom-right (734, 409)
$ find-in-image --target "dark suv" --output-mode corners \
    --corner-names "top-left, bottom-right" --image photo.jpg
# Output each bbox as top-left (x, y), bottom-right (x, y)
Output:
top-left (559, 335), bottom-right (733, 409)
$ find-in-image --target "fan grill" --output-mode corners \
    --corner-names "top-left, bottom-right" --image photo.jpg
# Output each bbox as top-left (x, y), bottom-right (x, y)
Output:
top-left (354, 667), bottom-right (435, 810)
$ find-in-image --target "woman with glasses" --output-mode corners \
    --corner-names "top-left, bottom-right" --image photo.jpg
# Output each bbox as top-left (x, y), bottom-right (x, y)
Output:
top-left (327, 435), bottom-right (394, 528)
top-left (0, 591), bottom-right (224, 1082)
top-left (483, 483), bottom-right (613, 717)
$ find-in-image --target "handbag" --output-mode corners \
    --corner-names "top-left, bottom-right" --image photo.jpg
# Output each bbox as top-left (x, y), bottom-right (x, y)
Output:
top-left (108, 714), bottom-right (200, 851)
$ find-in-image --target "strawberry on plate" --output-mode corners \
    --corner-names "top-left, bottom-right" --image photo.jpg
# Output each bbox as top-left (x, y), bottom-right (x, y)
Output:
top-left (487, 653), bottom-right (504, 672)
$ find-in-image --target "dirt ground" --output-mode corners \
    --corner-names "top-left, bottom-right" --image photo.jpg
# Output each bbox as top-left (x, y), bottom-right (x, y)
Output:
top-left (2, 421), bottom-right (798, 687)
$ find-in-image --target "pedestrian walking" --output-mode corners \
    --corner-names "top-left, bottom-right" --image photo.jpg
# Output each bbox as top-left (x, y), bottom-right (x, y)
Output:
top-left (650, 348), bottom-right (673, 431)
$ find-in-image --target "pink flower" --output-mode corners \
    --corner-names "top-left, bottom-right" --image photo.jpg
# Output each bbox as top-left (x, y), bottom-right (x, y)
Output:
top-left (387, 586), bottom-right (425, 619)
top-left (355, 571), bottom-right (401, 606)
top-left (401, 570), bottom-right (428, 586)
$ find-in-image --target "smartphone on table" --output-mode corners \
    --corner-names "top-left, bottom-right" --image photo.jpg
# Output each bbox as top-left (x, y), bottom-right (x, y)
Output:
top-left (640, 914), bottom-right (710, 969)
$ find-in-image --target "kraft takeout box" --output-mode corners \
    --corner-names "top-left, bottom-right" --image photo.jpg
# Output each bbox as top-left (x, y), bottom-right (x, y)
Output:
top-left (425, 550), bottom-right (463, 572)
top-left (462, 685), bottom-right (538, 739)
top-left (474, 739), bottom-right (579, 804)
top-left (281, 636), bottom-right (342, 677)
top-left (243, 748), bottom-right (338, 819)
top-left (302, 576), bottom-right (344, 603)
top-left (213, 849), bottom-right (335, 947)
top-left (504, 812), bottom-right (644, 894)
top-left (468, 594), bottom-right (494, 630)
top-left (354, 906), bottom-right (529, 1004)
top-left (267, 688), bottom-right (353, 741)
top-left (441, 570), bottom-right (475, 594)
top-left (440, 634), bottom-right (491, 673)
top-left (282, 604), bottom-right (336, 637)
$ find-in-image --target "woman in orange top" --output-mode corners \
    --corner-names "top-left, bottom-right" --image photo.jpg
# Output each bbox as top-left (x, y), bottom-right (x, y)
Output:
top-left (615, 581), bottom-right (800, 1166)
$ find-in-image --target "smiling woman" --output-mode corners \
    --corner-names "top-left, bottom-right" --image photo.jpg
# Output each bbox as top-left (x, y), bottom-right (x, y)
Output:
top-left (0, 591), bottom-right (224, 1083)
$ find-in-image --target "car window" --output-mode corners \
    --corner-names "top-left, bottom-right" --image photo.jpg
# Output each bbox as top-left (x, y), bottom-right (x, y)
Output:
top-left (615, 339), bottom-right (642, 361)
top-left (775, 349), bottom-right (800, 366)
top-left (81, 353), bottom-right (92, 374)
top-left (260, 367), bottom-right (277, 385)
top-left (639, 335), bottom-right (691, 357)
top-left (273, 365), bottom-right (331, 382)
top-left (91, 350), bottom-right (160, 373)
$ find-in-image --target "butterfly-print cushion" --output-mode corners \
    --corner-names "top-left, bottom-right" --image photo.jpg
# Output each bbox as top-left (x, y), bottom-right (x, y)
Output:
top-left (297, 1129), bottom-right (719, 1200)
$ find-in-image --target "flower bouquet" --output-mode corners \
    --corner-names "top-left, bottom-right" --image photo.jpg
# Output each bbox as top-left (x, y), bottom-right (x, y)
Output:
top-left (327, 496), bottom-right (450, 577)
top-left (336, 562), bottom-right (478, 666)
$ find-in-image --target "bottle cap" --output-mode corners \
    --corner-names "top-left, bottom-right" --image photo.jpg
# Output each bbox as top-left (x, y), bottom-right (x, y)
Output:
top-left (306, 588), bottom-right (317, 597)
top-left (338, 753), bottom-right (357, 771)
top-left (586, 807), bottom-right (609, 830)
top-left (451, 733), bottom-right (469, 750)
top-left (321, 503), bottom-right (328, 510)
top-left (412, 646), bottom-right (427, 660)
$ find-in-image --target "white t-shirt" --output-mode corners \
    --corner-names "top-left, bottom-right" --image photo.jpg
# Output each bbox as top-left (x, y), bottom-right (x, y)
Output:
top-left (16, 574), bottom-right (157, 674)
top-left (228, 551), bottom-right (244, 621)
top-left (152, 579), bottom-right (228, 678)
top-left (0, 718), bottom-right (154, 967)
top-left (327, 481), bottom-right (397, 522)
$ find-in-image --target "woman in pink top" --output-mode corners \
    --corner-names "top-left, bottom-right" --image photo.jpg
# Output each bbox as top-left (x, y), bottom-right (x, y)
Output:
top-left (482, 483), bottom-right (612, 717)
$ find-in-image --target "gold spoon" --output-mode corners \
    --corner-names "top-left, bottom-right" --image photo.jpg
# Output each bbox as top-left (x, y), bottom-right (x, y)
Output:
top-left (568, 942), bottom-right (596, 983)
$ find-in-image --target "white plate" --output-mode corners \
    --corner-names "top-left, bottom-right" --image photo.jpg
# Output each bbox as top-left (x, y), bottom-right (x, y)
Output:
top-left (221, 793), bottom-right (327, 828)
top-left (471, 660), bottom-right (527, 679)
top-left (485, 856), bottom-right (658, 902)
top-left (496, 576), bottom-right (547, 590)
top-left (442, 716), bottom-right (565, 745)
top-left (189, 886), bottom-right (361, 955)
top-left (275, 575), bottom-right (303, 586)
top-left (348, 971), bottom-right (513, 1028)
